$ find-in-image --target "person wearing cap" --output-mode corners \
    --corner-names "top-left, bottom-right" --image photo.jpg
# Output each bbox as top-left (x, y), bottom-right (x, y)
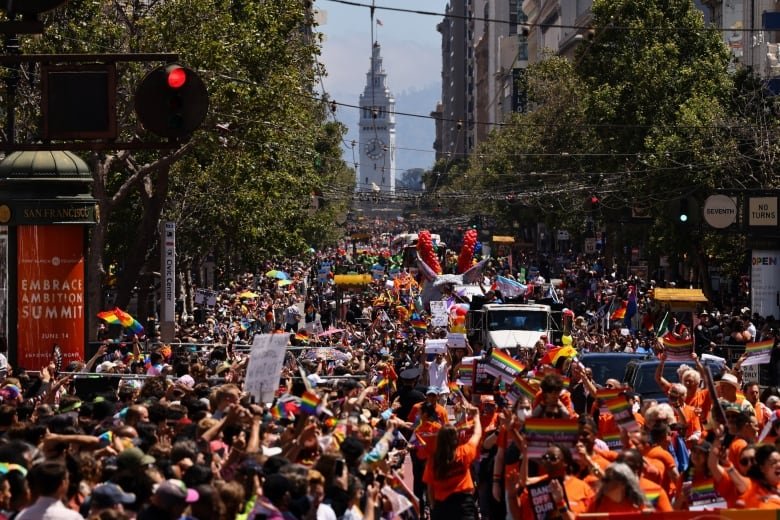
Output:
top-left (714, 373), bottom-right (754, 425)
top-left (725, 405), bottom-right (759, 469)
top-left (16, 461), bottom-right (84, 520)
top-left (392, 367), bottom-right (425, 422)
top-left (117, 447), bottom-right (156, 472)
top-left (87, 483), bottom-right (136, 516)
top-left (406, 388), bottom-right (448, 427)
top-left (137, 479), bottom-right (199, 520)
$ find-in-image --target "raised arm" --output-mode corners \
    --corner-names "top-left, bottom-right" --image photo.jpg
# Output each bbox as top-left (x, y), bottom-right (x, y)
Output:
top-left (655, 352), bottom-right (672, 392)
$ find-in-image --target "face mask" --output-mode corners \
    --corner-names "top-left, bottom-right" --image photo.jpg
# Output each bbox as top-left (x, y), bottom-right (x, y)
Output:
top-left (516, 408), bottom-right (529, 422)
top-left (632, 402), bottom-right (641, 414)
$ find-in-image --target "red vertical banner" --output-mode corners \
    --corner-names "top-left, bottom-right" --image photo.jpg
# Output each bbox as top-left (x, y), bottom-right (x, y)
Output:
top-left (17, 225), bottom-right (85, 367)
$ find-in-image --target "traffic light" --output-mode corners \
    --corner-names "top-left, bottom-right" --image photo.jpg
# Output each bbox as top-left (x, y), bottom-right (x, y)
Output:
top-left (679, 200), bottom-right (689, 223)
top-left (134, 64), bottom-right (208, 139)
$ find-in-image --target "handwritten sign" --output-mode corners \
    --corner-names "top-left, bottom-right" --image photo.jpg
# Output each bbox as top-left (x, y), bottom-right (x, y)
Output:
top-left (430, 301), bottom-right (449, 327)
top-left (244, 334), bottom-right (289, 404)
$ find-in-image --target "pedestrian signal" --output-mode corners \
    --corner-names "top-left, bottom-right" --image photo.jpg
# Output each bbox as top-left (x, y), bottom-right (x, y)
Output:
top-left (134, 64), bottom-right (208, 139)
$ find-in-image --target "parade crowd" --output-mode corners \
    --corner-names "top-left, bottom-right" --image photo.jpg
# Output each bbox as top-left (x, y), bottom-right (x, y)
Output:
top-left (0, 230), bottom-right (777, 520)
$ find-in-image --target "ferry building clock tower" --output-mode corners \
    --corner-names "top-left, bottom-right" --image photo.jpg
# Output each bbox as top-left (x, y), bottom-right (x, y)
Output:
top-left (358, 42), bottom-right (396, 193)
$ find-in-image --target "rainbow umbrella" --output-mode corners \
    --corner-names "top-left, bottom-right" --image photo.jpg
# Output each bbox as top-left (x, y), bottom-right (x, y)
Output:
top-left (265, 270), bottom-right (289, 280)
top-left (97, 308), bottom-right (144, 334)
top-left (239, 290), bottom-right (259, 299)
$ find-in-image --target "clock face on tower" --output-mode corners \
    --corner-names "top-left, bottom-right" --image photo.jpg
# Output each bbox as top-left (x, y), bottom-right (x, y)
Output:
top-left (365, 138), bottom-right (385, 160)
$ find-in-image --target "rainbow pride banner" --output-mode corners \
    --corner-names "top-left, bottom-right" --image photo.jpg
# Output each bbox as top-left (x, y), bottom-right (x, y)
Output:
top-left (602, 431), bottom-right (622, 449)
top-left (456, 363), bottom-right (474, 386)
top-left (662, 334), bottom-right (694, 361)
top-left (485, 349), bottom-right (526, 383)
top-left (741, 339), bottom-right (774, 367)
top-left (524, 418), bottom-right (579, 458)
top-left (605, 396), bottom-right (638, 432)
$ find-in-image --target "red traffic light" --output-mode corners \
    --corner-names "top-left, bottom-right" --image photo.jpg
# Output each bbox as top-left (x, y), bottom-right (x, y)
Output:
top-left (166, 66), bottom-right (187, 89)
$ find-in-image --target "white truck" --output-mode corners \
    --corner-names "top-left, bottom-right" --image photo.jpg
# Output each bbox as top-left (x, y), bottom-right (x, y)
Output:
top-left (468, 303), bottom-right (556, 350)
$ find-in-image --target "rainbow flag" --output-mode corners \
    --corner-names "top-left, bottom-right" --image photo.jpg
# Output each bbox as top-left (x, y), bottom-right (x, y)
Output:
top-left (490, 349), bottom-right (526, 375)
top-left (596, 388), bottom-right (622, 401)
top-left (560, 376), bottom-right (570, 389)
top-left (603, 431), bottom-right (622, 449)
top-left (662, 334), bottom-right (694, 361)
top-left (448, 381), bottom-right (460, 393)
top-left (97, 308), bottom-right (144, 334)
top-left (524, 418), bottom-right (580, 457)
top-left (300, 391), bottom-right (321, 416)
top-left (512, 377), bottom-right (538, 401)
top-left (411, 319), bottom-right (428, 332)
top-left (294, 331), bottom-right (309, 342)
top-left (747, 339), bottom-right (774, 354)
top-left (610, 301), bottom-right (627, 321)
top-left (605, 396), bottom-right (638, 431)
top-left (457, 363), bottom-right (474, 386)
top-left (324, 417), bottom-right (338, 429)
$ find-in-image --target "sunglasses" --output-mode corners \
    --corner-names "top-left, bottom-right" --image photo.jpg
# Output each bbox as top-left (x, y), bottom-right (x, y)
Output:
top-left (740, 457), bottom-right (756, 466)
top-left (541, 453), bottom-right (560, 463)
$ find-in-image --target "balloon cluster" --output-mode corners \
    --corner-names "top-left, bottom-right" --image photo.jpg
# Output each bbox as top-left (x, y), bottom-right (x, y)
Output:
top-left (417, 230), bottom-right (442, 274)
top-left (457, 229), bottom-right (478, 274)
top-left (449, 303), bottom-right (469, 332)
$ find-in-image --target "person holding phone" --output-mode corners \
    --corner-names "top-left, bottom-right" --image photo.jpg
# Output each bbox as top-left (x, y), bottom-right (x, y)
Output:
top-left (423, 401), bottom-right (482, 520)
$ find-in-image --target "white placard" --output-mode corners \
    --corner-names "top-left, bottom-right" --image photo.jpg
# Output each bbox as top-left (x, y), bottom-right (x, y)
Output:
top-left (447, 332), bottom-right (467, 349)
top-left (424, 339), bottom-right (448, 354)
top-left (244, 334), bottom-right (289, 403)
top-left (751, 250), bottom-right (780, 318)
top-left (430, 301), bottom-right (448, 327)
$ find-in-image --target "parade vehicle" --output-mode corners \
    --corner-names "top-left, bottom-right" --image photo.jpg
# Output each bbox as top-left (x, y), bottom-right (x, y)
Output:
top-left (579, 352), bottom-right (650, 386)
top-left (468, 302), bottom-right (557, 350)
top-left (624, 358), bottom-right (725, 402)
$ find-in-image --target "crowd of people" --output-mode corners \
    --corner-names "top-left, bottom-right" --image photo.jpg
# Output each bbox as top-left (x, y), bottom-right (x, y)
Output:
top-left (0, 229), bottom-right (777, 520)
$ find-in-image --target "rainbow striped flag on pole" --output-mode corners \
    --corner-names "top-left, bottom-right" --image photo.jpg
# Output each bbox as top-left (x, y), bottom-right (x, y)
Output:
top-left (485, 349), bottom-right (526, 382)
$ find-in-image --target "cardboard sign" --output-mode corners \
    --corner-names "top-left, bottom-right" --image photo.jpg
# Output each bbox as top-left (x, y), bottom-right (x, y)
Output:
top-left (447, 332), bottom-right (467, 349)
top-left (424, 339), bottom-right (448, 354)
top-left (473, 359), bottom-right (498, 394)
top-left (741, 339), bottom-right (773, 366)
top-left (686, 478), bottom-right (727, 511)
top-left (244, 334), bottom-right (289, 403)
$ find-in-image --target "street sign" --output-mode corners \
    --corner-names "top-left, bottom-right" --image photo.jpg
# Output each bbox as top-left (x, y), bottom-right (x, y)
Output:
top-left (748, 196), bottom-right (778, 227)
top-left (703, 194), bottom-right (737, 229)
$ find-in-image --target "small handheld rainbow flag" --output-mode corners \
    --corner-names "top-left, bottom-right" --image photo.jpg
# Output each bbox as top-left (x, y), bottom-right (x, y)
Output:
top-left (294, 331), bottom-right (309, 343)
top-left (512, 377), bottom-right (538, 400)
top-left (411, 319), bottom-right (428, 332)
top-left (490, 349), bottom-right (526, 375)
top-left (300, 391), bottom-right (321, 416)
top-left (746, 339), bottom-right (774, 355)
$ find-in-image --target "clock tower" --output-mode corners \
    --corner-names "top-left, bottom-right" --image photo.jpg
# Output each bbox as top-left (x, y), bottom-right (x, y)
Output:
top-left (358, 42), bottom-right (396, 193)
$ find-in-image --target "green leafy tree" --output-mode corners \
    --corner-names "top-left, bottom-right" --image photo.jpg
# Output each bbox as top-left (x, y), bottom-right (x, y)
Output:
top-left (6, 0), bottom-right (351, 337)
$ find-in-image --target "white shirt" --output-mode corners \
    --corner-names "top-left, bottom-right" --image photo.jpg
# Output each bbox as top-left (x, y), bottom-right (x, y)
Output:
top-left (428, 359), bottom-right (449, 392)
top-left (16, 496), bottom-right (84, 520)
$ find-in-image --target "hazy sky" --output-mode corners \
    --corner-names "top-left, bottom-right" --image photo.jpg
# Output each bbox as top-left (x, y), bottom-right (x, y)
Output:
top-left (316, 0), bottom-right (449, 173)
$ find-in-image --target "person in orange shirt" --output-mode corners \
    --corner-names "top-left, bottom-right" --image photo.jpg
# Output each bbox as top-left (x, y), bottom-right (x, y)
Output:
top-left (667, 383), bottom-right (702, 442)
top-left (725, 407), bottom-right (759, 468)
top-left (508, 442), bottom-right (594, 520)
top-left (423, 401), bottom-right (481, 520)
top-left (411, 402), bottom-right (442, 461)
top-left (643, 423), bottom-right (680, 495)
top-left (576, 416), bottom-right (615, 489)
top-left (584, 462), bottom-right (651, 514)
top-left (616, 448), bottom-right (673, 511)
top-left (655, 353), bottom-right (711, 423)
top-left (531, 372), bottom-right (575, 419)
top-left (739, 444), bottom-right (780, 509)
top-left (744, 381), bottom-right (770, 429)
top-left (674, 439), bottom-right (745, 510)
top-left (407, 388), bottom-right (448, 427)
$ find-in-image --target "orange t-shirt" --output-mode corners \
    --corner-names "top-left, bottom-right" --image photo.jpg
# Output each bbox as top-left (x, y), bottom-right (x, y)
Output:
top-left (582, 450), bottom-right (616, 490)
top-left (413, 421), bottom-right (442, 460)
top-left (640, 476), bottom-right (673, 511)
top-left (739, 479), bottom-right (780, 509)
top-left (678, 404), bottom-right (702, 438)
top-left (645, 445), bottom-right (678, 492)
top-left (517, 475), bottom-right (594, 520)
top-left (423, 434), bottom-right (479, 502)
top-left (408, 402), bottom-right (448, 426)
top-left (689, 389), bottom-right (712, 424)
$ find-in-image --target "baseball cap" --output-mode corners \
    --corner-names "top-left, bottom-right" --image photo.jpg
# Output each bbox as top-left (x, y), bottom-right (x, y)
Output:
top-left (426, 387), bottom-right (439, 395)
top-left (96, 361), bottom-right (117, 373)
top-left (91, 483), bottom-right (136, 508)
top-left (307, 373), bottom-right (326, 387)
top-left (117, 448), bottom-right (156, 470)
top-left (154, 479), bottom-right (199, 506)
top-left (718, 373), bottom-right (739, 389)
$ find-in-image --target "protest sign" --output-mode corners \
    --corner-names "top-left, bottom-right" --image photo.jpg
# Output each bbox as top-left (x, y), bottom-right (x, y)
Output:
top-left (430, 301), bottom-right (448, 327)
top-left (741, 339), bottom-right (774, 366)
top-left (527, 477), bottom-right (568, 520)
top-left (456, 355), bottom-right (480, 386)
top-left (473, 359), bottom-right (498, 394)
top-left (446, 332), bottom-right (467, 349)
top-left (662, 335), bottom-right (694, 361)
top-left (524, 418), bottom-right (579, 458)
top-left (484, 348), bottom-right (526, 383)
top-left (687, 479), bottom-right (727, 511)
top-left (244, 334), bottom-right (289, 403)
top-left (424, 339), bottom-right (448, 355)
